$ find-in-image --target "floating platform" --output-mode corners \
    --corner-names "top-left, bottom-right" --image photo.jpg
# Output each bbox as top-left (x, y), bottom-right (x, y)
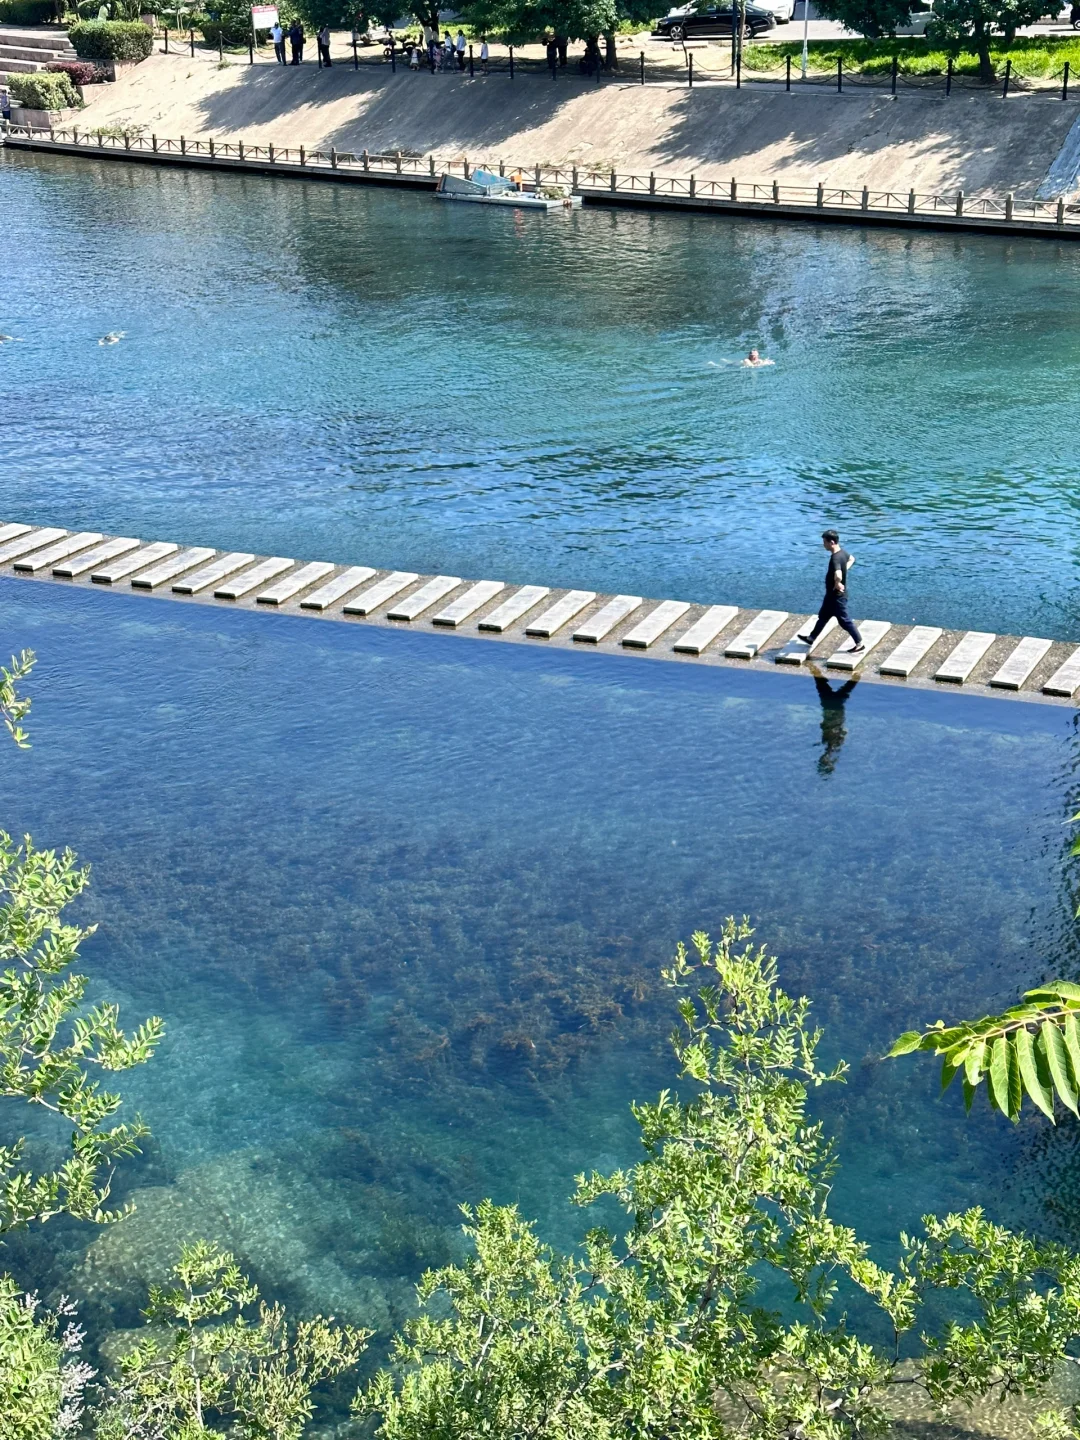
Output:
top-left (1, 520), bottom-right (1076, 708)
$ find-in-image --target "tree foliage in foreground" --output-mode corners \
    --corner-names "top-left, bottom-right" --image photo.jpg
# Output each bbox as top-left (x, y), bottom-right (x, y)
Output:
top-left (357, 921), bottom-right (1080, 1440)
top-left (890, 980), bottom-right (1080, 1123)
top-left (92, 1241), bottom-right (368, 1440)
top-left (813, 0), bottom-right (1045, 79)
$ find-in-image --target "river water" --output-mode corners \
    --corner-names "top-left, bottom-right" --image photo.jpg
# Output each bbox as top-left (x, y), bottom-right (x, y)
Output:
top-left (3, 150), bottom-right (1080, 1405)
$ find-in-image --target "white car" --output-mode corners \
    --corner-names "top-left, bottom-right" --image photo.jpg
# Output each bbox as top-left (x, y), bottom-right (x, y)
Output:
top-left (759, 0), bottom-right (795, 20)
top-left (892, 0), bottom-right (935, 32)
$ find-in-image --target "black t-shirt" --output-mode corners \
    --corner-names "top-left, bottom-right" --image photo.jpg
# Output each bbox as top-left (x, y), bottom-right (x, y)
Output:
top-left (825, 548), bottom-right (851, 594)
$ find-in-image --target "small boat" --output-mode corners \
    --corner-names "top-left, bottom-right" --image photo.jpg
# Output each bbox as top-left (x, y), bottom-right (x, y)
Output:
top-left (434, 170), bottom-right (582, 211)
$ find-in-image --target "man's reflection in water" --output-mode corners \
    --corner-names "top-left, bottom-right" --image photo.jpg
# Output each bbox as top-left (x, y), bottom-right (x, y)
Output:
top-left (812, 673), bottom-right (858, 777)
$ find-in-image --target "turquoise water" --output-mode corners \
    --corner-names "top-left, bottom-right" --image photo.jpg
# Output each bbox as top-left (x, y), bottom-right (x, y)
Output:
top-left (0, 576), bottom-right (1076, 1378)
top-left (5, 149), bottom-right (1080, 1401)
top-left (5, 148), bottom-right (1080, 636)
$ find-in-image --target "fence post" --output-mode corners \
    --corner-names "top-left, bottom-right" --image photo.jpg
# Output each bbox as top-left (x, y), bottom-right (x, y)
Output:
top-left (689, 51), bottom-right (693, 87)
top-left (269, 141), bottom-right (274, 162)
top-left (1002, 58), bottom-right (1011, 98)
top-left (299, 144), bottom-right (305, 165)
top-left (238, 139), bottom-right (243, 159)
top-left (1005, 191), bottom-right (1013, 220)
top-left (1058, 197), bottom-right (1065, 225)
top-left (218, 31), bottom-right (223, 60)
top-left (837, 55), bottom-right (842, 92)
top-left (509, 44), bottom-right (514, 79)
top-left (572, 164), bottom-right (578, 191)
top-left (181, 134), bottom-right (186, 154)
top-left (610, 168), bottom-right (616, 191)
top-left (249, 33), bottom-right (253, 62)
top-left (689, 172), bottom-right (696, 197)
top-left (331, 147), bottom-right (338, 169)
top-left (464, 155), bottom-right (470, 178)
top-left (736, 46), bottom-right (741, 87)
top-left (430, 154), bottom-right (436, 176)
top-left (164, 25), bottom-right (168, 51)
top-left (955, 189), bottom-right (963, 216)
top-left (391, 43), bottom-right (395, 71)
top-left (353, 36), bottom-right (358, 68)
top-left (152, 133), bottom-right (157, 151)
top-left (907, 187), bottom-right (915, 213)
top-left (891, 54), bottom-right (897, 95)
top-left (124, 130), bottom-right (130, 149)
top-left (1064, 60), bottom-right (1070, 100)
top-left (209, 136), bottom-right (215, 157)
top-left (534, 163), bottom-right (541, 186)
top-left (469, 44), bottom-right (474, 75)
top-left (786, 54), bottom-right (791, 90)
top-left (816, 181), bottom-right (823, 206)
top-left (650, 170), bottom-right (656, 193)
top-left (499, 159), bottom-right (505, 175)
top-left (860, 184), bottom-right (868, 210)
top-left (640, 50), bottom-right (644, 83)
top-left (773, 179), bottom-right (779, 203)
top-left (189, 27), bottom-right (194, 55)
top-left (946, 57), bottom-right (952, 95)
top-left (395, 149), bottom-right (401, 172)
top-left (730, 176), bottom-right (737, 200)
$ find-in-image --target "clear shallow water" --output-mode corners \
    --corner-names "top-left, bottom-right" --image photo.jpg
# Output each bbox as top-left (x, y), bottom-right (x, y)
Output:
top-left (1, 578), bottom-right (1078, 1378)
top-left (5, 149), bottom-right (1080, 636)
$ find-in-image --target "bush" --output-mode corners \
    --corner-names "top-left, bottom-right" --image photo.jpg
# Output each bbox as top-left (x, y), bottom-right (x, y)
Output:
top-left (68, 19), bottom-right (154, 60)
top-left (0, 0), bottom-right (59, 22)
top-left (46, 57), bottom-right (101, 84)
top-left (8, 69), bottom-right (81, 108)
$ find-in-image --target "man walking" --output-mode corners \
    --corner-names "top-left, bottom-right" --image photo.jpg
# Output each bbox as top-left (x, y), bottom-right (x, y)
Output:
top-left (271, 19), bottom-right (286, 63)
top-left (797, 530), bottom-right (863, 653)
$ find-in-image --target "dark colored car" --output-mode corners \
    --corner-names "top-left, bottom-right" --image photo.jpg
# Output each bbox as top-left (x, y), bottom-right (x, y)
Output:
top-left (653, 3), bottom-right (775, 38)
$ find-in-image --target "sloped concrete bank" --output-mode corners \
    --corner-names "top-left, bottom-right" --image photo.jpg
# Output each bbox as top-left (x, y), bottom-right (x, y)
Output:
top-left (44, 49), bottom-right (1080, 197)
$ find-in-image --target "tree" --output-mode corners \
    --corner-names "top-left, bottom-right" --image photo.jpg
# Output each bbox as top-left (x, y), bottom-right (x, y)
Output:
top-left (813, 0), bottom-right (1045, 80)
top-left (1, 651), bottom-right (34, 750)
top-left (92, 1241), bottom-right (368, 1440)
top-left (357, 921), bottom-right (1080, 1440)
top-left (0, 1279), bottom-right (94, 1440)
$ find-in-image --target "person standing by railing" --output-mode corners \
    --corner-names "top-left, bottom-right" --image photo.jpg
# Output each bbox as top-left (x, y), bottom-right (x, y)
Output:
top-left (271, 20), bottom-right (286, 64)
top-left (288, 19), bottom-right (304, 64)
top-left (480, 36), bottom-right (489, 71)
top-left (317, 24), bottom-right (332, 67)
top-left (455, 29), bottom-right (467, 68)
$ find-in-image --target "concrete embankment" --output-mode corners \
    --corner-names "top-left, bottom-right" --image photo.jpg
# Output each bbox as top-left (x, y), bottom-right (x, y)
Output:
top-left (67, 49), bottom-right (1080, 197)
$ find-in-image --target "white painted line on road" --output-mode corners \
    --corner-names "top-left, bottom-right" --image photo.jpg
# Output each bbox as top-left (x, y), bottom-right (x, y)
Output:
top-left (673, 605), bottom-right (739, 655)
top-left (990, 636), bottom-right (1052, 690)
top-left (878, 626), bottom-right (942, 677)
top-left (622, 599), bottom-right (691, 649)
top-left (433, 580), bottom-right (505, 627)
top-left (479, 585), bottom-right (550, 632)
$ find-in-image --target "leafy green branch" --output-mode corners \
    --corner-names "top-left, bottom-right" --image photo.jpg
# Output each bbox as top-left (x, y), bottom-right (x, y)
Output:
top-left (889, 981), bottom-right (1080, 1123)
top-left (1, 650), bottom-right (35, 750)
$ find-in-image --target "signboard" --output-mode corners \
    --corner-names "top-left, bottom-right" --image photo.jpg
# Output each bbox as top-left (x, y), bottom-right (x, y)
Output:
top-left (251, 4), bottom-right (278, 27)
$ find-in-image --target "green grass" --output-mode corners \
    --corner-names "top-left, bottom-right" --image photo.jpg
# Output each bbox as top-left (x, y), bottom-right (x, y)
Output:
top-left (743, 33), bottom-right (1080, 78)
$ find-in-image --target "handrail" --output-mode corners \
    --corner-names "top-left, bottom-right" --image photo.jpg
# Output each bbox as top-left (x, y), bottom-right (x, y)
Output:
top-left (3, 123), bottom-right (1077, 230)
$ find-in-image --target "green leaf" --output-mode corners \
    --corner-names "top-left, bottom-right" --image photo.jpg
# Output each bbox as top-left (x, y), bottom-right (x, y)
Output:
top-left (1025, 981), bottom-right (1080, 1003)
top-left (1065, 1012), bottom-right (1080, 1088)
top-left (941, 1058), bottom-right (960, 1093)
top-left (963, 1039), bottom-right (987, 1087)
top-left (962, 1077), bottom-right (976, 1114)
top-left (988, 1035), bottom-right (1011, 1117)
top-left (1014, 1027), bottom-right (1054, 1122)
top-left (888, 1031), bottom-right (924, 1058)
top-left (1041, 1020), bottom-right (1078, 1116)
top-left (1007, 1035), bottom-right (1024, 1121)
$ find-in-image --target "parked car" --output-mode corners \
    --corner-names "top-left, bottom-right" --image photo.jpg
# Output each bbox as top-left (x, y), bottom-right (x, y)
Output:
top-left (889, 0), bottom-right (934, 32)
top-left (757, 0), bottom-right (795, 22)
top-left (653, 2), bottom-right (777, 38)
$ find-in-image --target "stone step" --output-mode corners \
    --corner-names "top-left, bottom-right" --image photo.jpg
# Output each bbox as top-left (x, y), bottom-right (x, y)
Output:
top-left (0, 60), bottom-right (45, 75)
top-left (0, 27), bottom-right (75, 48)
top-left (0, 44), bottom-right (75, 62)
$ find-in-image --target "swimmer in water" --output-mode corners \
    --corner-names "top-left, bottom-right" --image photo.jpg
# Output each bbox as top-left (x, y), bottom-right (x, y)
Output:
top-left (743, 348), bottom-right (774, 367)
top-left (0, 335), bottom-right (20, 343)
top-left (99, 331), bottom-right (126, 345)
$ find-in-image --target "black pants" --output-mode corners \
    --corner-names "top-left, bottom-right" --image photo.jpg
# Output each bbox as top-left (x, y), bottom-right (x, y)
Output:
top-left (274, 39), bottom-right (286, 62)
top-left (290, 42), bottom-right (302, 63)
top-left (806, 592), bottom-right (862, 646)
top-left (318, 41), bottom-right (331, 65)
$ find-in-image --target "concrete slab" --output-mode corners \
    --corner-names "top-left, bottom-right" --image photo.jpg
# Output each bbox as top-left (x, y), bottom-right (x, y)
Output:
top-left (132, 547), bottom-right (216, 589)
top-left (53, 537), bottom-right (140, 577)
top-left (215, 557), bottom-right (294, 599)
top-left (879, 625), bottom-right (942, 677)
top-left (726, 610), bottom-right (788, 659)
top-left (433, 580), bottom-right (505, 627)
top-left (0, 528), bottom-right (66, 564)
top-left (92, 541), bottom-right (178, 583)
top-left (574, 595), bottom-right (643, 643)
top-left (13, 532), bottom-right (103, 572)
top-left (342, 571), bottom-right (417, 616)
top-left (990, 636), bottom-right (1052, 690)
top-left (172, 552), bottom-right (255, 595)
top-left (302, 565), bottom-right (378, 610)
top-left (622, 599), bottom-right (691, 649)
top-left (935, 631), bottom-right (996, 683)
top-left (776, 616), bottom-right (834, 666)
top-left (526, 590), bottom-right (596, 638)
top-left (0, 524), bottom-right (32, 546)
top-left (673, 605), bottom-right (739, 655)
top-left (479, 585), bottom-right (550, 632)
top-left (387, 575), bottom-right (462, 621)
top-left (256, 560), bottom-right (335, 604)
top-left (827, 620), bottom-right (892, 671)
top-left (1044, 645), bottom-right (1080, 697)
